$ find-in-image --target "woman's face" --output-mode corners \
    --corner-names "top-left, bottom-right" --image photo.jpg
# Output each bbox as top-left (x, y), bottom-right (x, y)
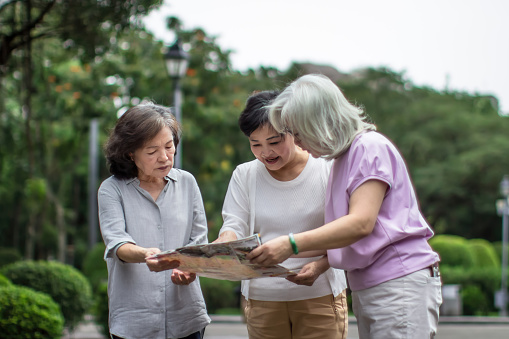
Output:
top-left (132, 126), bottom-right (175, 180)
top-left (293, 132), bottom-right (320, 158)
top-left (249, 124), bottom-right (298, 171)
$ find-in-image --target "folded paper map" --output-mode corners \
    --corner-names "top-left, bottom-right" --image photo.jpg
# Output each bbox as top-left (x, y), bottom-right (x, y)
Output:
top-left (148, 234), bottom-right (296, 281)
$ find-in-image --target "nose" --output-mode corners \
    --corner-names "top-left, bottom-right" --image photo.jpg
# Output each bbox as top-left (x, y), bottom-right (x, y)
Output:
top-left (261, 145), bottom-right (273, 157)
top-left (158, 150), bottom-right (169, 161)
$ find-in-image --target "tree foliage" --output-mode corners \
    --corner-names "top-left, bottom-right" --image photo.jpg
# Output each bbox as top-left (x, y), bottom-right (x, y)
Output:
top-left (0, 0), bottom-right (163, 69)
top-left (0, 0), bottom-right (163, 262)
top-left (0, 285), bottom-right (64, 338)
top-left (0, 4), bottom-right (508, 271)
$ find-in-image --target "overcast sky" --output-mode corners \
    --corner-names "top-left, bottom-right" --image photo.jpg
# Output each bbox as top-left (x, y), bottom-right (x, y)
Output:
top-left (144, 0), bottom-right (509, 114)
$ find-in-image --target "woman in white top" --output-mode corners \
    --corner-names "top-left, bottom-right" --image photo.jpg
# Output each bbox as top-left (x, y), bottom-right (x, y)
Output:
top-left (215, 91), bottom-right (348, 339)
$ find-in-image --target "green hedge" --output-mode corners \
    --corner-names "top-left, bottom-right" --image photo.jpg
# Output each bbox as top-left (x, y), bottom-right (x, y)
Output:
top-left (429, 234), bottom-right (475, 268)
top-left (461, 285), bottom-right (490, 316)
top-left (0, 260), bottom-right (92, 329)
top-left (0, 247), bottom-right (22, 268)
top-left (468, 238), bottom-right (500, 268)
top-left (441, 266), bottom-right (501, 315)
top-left (493, 241), bottom-right (509, 267)
top-left (0, 285), bottom-right (64, 338)
top-left (0, 274), bottom-right (11, 287)
top-left (92, 281), bottom-right (110, 338)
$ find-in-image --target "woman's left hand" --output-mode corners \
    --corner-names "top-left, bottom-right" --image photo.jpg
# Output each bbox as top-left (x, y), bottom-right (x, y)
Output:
top-left (171, 269), bottom-right (197, 285)
top-left (286, 256), bottom-right (329, 286)
top-left (246, 235), bottom-right (293, 266)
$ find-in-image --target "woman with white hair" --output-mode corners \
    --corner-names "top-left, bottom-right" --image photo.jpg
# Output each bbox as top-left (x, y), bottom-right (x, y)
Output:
top-left (247, 74), bottom-right (442, 339)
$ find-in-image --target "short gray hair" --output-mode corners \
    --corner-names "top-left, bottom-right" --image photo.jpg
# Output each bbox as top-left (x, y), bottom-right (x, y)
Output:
top-left (269, 74), bottom-right (375, 159)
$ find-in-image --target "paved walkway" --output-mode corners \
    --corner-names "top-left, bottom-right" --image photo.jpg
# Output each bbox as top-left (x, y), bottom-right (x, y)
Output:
top-left (65, 315), bottom-right (509, 339)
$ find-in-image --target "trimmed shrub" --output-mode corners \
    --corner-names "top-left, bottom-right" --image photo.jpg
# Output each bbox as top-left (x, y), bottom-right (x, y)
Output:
top-left (0, 247), bottom-right (22, 268)
top-left (92, 281), bottom-right (110, 338)
top-left (429, 235), bottom-right (475, 268)
top-left (493, 241), bottom-right (509, 267)
top-left (441, 265), bottom-right (500, 315)
top-left (0, 260), bottom-right (92, 329)
top-left (199, 277), bottom-right (240, 314)
top-left (461, 285), bottom-right (490, 316)
top-left (0, 274), bottom-right (11, 286)
top-left (468, 238), bottom-right (499, 268)
top-left (0, 285), bottom-right (64, 338)
top-left (81, 242), bottom-right (108, 292)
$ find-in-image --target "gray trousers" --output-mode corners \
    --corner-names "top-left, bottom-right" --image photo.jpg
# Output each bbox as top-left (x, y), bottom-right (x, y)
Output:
top-left (352, 268), bottom-right (442, 339)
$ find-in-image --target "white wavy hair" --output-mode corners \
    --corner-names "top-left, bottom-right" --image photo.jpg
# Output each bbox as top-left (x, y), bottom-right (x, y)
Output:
top-left (268, 74), bottom-right (376, 159)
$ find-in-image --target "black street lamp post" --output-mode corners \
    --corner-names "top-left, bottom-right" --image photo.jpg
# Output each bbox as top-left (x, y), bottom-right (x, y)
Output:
top-left (164, 39), bottom-right (189, 169)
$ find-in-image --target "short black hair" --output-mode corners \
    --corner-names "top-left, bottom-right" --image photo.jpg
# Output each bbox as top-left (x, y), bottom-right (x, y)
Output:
top-left (238, 90), bottom-right (281, 137)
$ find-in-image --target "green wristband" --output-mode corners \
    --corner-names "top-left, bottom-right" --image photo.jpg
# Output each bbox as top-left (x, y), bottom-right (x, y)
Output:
top-left (288, 233), bottom-right (299, 255)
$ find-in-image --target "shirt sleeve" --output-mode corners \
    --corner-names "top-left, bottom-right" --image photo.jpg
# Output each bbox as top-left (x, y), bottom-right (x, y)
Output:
top-left (219, 165), bottom-right (251, 240)
top-left (97, 179), bottom-right (136, 260)
top-left (346, 134), bottom-right (396, 197)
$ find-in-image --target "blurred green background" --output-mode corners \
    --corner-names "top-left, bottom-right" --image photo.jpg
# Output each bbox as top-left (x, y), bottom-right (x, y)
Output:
top-left (1, 1), bottom-right (508, 334)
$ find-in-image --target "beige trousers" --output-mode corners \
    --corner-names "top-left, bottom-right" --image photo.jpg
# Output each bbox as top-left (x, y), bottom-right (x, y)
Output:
top-left (245, 291), bottom-right (348, 339)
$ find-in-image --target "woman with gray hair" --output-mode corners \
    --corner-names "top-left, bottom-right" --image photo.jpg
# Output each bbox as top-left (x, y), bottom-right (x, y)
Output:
top-left (98, 103), bottom-right (210, 339)
top-left (247, 74), bottom-right (442, 339)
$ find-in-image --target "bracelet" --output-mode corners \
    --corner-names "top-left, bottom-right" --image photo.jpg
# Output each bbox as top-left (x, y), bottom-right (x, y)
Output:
top-left (288, 233), bottom-right (299, 255)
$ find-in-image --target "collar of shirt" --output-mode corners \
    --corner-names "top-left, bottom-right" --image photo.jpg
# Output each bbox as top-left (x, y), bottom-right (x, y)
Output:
top-left (125, 169), bottom-right (178, 186)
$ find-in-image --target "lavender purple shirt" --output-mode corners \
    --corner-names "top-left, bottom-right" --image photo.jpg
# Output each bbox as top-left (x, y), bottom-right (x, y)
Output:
top-left (326, 131), bottom-right (439, 291)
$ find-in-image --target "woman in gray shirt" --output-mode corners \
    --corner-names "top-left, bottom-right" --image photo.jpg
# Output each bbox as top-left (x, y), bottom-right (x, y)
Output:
top-left (98, 103), bottom-right (210, 339)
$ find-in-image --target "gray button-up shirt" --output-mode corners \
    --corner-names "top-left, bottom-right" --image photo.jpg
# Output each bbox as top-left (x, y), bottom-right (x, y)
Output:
top-left (98, 168), bottom-right (210, 339)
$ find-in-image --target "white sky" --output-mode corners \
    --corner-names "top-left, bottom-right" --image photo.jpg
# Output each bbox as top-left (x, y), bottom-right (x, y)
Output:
top-left (144, 0), bottom-right (509, 114)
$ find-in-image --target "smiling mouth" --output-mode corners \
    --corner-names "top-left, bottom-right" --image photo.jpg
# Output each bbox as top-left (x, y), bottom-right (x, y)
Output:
top-left (265, 157), bottom-right (279, 164)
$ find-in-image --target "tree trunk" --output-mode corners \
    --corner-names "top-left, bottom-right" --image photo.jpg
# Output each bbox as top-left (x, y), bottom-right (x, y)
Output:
top-left (56, 201), bottom-right (66, 263)
top-left (23, 0), bottom-right (35, 260)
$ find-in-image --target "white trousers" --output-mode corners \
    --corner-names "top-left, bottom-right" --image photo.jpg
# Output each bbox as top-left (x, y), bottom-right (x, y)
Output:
top-left (352, 268), bottom-right (442, 339)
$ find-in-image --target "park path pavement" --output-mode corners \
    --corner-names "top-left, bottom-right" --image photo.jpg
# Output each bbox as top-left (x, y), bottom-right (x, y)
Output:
top-left (66, 315), bottom-right (509, 339)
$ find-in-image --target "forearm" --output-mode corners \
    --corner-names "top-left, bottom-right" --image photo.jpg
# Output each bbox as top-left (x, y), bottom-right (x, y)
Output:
top-left (291, 249), bottom-right (327, 258)
top-left (116, 243), bottom-right (156, 263)
top-left (247, 180), bottom-right (385, 266)
top-left (294, 214), bottom-right (372, 253)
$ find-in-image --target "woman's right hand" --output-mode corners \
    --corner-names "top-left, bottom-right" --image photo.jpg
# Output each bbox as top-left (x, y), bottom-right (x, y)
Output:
top-left (246, 235), bottom-right (293, 266)
top-left (145, 247), bottom-right (180, 272)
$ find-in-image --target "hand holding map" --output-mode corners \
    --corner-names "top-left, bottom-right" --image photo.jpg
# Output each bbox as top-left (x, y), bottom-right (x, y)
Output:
top-left (147, 234), bottom-right (296, 281)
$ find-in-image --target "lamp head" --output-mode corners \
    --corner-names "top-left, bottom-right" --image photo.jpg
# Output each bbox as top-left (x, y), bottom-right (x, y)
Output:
top-left (164, 39), bottom-right (189, 79)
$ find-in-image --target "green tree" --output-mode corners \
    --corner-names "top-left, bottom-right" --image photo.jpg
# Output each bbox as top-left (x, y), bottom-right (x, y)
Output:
top-left (0, 0), bottom-right (163, 70)
top-left (0, 0), bottom-right (164, 262)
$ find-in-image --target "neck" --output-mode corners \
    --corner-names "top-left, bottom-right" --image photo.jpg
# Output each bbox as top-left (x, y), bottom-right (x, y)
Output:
top-left (138, 177), bottom-right (165, 184)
